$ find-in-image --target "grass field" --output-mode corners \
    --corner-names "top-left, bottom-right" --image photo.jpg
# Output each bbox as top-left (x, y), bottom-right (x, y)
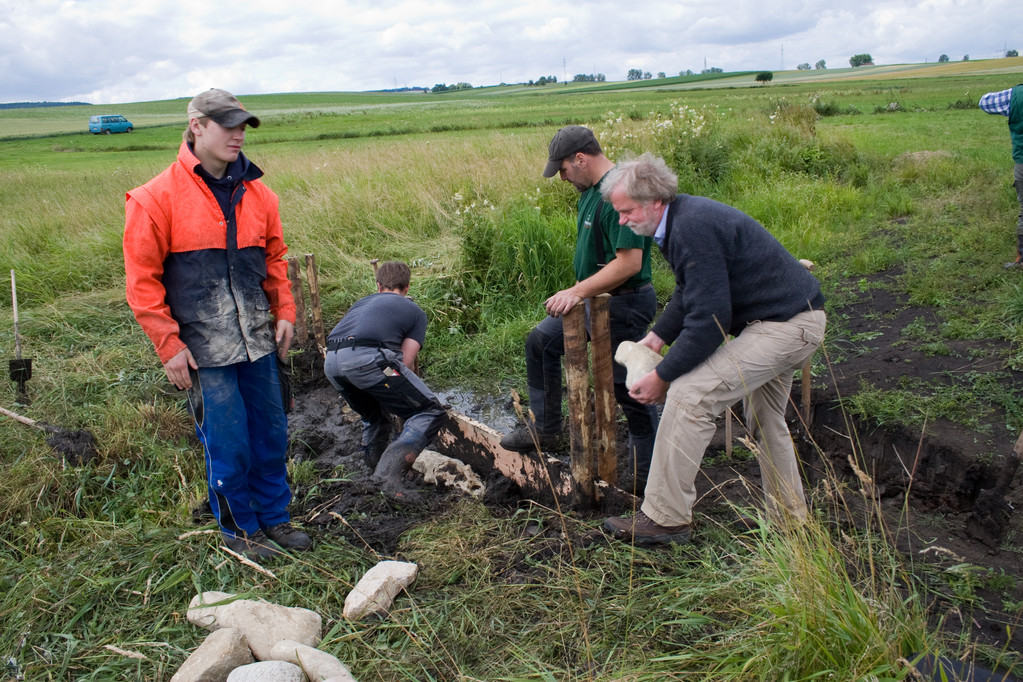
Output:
top-left (2, 58), bottom-right (1023, 680)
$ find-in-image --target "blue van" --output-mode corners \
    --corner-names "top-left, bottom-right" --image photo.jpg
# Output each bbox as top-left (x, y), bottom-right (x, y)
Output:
top-left (89, 115), bottom-right (133, 134)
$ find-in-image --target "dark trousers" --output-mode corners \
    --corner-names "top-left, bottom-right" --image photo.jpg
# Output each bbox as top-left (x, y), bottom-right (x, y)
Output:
top-left (524, 286), bottom-right (659, 438)
top-left (324, 346), bottom-right (445, 446)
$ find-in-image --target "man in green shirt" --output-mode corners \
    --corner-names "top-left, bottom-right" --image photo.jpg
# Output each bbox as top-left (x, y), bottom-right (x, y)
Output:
top-left (501, 126), bottom-right (659, 492)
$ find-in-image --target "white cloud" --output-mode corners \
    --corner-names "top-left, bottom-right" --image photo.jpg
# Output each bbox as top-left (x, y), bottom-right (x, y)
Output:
top-left (1, 0), bottom-right (1021, 103)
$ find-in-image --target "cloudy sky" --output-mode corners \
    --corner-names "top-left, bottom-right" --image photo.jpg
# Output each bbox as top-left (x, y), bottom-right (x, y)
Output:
top-left (1, 0), bottom-right (1020, 104)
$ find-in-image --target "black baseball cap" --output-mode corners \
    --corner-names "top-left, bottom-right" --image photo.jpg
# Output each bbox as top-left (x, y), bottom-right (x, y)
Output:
top-left (542, 125), bottom-right (599, 177)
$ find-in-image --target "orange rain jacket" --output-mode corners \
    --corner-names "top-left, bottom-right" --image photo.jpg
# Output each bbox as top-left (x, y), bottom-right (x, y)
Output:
top-left (124, 142), bottom-right (296, 366)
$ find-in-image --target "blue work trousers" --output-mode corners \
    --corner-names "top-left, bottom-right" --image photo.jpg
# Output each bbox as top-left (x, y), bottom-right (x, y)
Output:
top-left (186, 352), bottom-right (292, 538)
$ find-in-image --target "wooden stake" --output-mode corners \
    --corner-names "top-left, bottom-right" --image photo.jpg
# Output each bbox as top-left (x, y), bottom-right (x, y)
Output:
top-left (800, 357), bottom-right (812, 425)
top-left (304, 254), bottom-right (326, 354)
top-left (725, 404), bottom-right (733, 458)
top-left (590, 294), bottom-right (617, 486)
top-left (563, 301), bottom-right (595, 502)
top-left (11, 270), bottom-right (22, 360)
top-left (287, 258), bottom-right (308, 344)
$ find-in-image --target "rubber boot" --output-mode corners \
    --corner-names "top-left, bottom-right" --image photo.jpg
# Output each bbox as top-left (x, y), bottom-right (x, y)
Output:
top-left (624, 434), bottom-right (655, 496)
top-left (362, 420), bottom-right (393, 470)
top-left (373, 428), bottom-right (428, 501)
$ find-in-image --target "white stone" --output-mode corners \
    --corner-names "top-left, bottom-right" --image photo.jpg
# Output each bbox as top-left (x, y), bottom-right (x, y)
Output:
top-left (170, 628), bottom-right (254, 682)
top-left (614, 341), bottom-right (663, 389)
top-left (226, 660), bottom-right (306, 682)
top-left (412, 450), bottom-right (485, 497)
top-left (187, 591), bottom-right (236, 629)
top-left (187, 591), bottom-right (322, 661)
top-left (343, 561), bottom-right (419, 620)
top-left (270, 640), bottom-right (357, 682)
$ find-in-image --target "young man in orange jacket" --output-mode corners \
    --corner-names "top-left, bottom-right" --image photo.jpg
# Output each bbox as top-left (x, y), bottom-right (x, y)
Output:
top-left (124, 88), bottom-right (310, 561)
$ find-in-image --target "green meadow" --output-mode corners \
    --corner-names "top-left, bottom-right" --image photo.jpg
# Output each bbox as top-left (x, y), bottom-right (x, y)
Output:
top-left (1, 59), bottom-right (1023, 679)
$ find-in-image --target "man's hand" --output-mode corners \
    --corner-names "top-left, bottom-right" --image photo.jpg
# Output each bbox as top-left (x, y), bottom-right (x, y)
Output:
top-left (629, 369), bottom-right (669, 405)
top-left (638, 330), bottom-right (666, 353)
top-left (164, 348), bottom-right (198, 390)
top-left (275, 319), bottom-right (295, 358)
top-left (545, 287), bottom-right (583, 317)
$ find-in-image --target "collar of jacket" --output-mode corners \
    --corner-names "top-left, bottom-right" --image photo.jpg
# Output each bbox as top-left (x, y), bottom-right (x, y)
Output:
top-left (177, 141), bottom-right (264, 184)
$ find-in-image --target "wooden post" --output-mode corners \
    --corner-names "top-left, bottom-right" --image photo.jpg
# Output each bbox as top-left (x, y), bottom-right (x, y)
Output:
top-left (800, 357), bottom-right (812, 425)
top-left (725, 405), bottom-right (733, 458)
top-left (287, 257), bottom-right (308, 344)
top-left (563, 302), bottom-right (595, 502)
top-left (304, 253), bottom-right (326, 353)
top-left (798, 258), bottom-right (815, 426)
top-left (590, 294), bottom-right (617, 486)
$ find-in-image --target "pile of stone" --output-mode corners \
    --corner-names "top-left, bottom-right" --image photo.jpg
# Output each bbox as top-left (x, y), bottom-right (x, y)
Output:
top-left (170, 560), bottom-right (418, 682)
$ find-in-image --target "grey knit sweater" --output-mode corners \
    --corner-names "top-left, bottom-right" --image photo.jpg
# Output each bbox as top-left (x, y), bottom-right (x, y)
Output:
top-left (651, 194), bottom-right (825, 382)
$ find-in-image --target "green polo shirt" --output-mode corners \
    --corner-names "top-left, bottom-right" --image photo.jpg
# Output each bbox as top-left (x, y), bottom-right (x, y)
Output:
top-left (572, 174), bottom-right (653, 287)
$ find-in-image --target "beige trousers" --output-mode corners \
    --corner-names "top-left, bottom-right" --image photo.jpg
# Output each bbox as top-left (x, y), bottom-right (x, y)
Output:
top-left (642, 310), bottom-right (826, 526)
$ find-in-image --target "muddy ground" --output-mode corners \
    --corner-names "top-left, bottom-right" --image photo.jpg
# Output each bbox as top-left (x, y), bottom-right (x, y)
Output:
top-left (284, 267), bottom-right (1023, 660)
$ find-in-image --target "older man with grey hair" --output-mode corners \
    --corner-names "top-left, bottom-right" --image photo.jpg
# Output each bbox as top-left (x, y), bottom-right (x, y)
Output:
top-left (601, 153), bottom-right (826, 545)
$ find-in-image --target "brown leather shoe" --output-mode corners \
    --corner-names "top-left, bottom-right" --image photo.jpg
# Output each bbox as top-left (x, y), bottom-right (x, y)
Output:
top-left (603, 510), bottom-right (691, 545)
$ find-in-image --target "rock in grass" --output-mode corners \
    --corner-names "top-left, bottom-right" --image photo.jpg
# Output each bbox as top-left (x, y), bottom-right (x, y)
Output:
top-left (412, 449), bottom-right (485, 497)
top-left (343, 561), bottom-right (419, 620)
top-left (187, 592), bottom-right (322, 661)
top-left (170, 628), bottom-right (254, 682)
top-left (226, 660), bottom-right (305, 681)
top-left (270, 639), bottom-right (357, 681)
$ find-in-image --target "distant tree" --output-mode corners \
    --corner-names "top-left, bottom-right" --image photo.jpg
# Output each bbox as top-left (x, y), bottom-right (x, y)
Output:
top-left (701, 67), bottom-right (723, 74)
top-left (849, 53), bottom-right (874, 67)
top-left (657, 71), bottom-right (666, 79)
top-left (797, 63), bottom-right (811, 70)
top-left (1007, 49), bottom-right (1019, 57)
top-left (938, 54), bottom-right (949, 62)
top-left (452, 82), bottom-right (473, 91)
top-left (755, 71), bottom-right (774, 83)
top-left (627, 68), bottom-right (643, 81)
top-left (815, 59), bottom-right (827, 69)
top-left (432, 83), bottom-right (449, 93)
top-left (680, 69), bottom-right (694, 76)
top-left (643, 71), bottom-right (652, 80)
top-left (597, 73), bottom-right (606, 82)
top-left (963, 54), bottom-right (970, 61)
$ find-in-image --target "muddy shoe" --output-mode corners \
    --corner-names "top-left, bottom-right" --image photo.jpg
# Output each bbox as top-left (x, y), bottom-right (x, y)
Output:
top-left (499, 425), bottom-right (561, 452)
top-left (224, 530), bottom-right (282, 562)
top-left (603, 510), bottom-right (691, 546)
top-left (191, 498), bottom-right (215, 525)
top-left (264, 522), bottom-right (312, 552)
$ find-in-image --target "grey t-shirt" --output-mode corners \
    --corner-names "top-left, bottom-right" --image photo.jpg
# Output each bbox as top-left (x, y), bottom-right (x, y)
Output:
top-left (327, 292), bottom-right (427, 352)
